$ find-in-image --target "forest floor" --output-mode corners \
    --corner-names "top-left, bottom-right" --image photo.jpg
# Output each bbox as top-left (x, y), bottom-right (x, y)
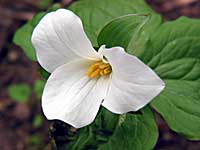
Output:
top-left (0, 0), bottom-right (200, 149)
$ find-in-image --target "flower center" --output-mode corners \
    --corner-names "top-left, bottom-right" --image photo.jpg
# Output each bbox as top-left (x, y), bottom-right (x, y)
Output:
top-left (86, 61), bottom-right (112, 78)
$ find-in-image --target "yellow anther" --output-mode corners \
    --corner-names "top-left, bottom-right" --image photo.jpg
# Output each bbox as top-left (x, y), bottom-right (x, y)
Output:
top-left (103, 67), bottom-right (112, 74)
top-left (90, 68), bottom-right (100, 78)
top-left (86, 65), bottom-right (98, 76)
top-left (100, 70), bottom-right (104, 76)
top-left (93, 61), bottom-right (104, 66)
top-left (86, 61), bottom-right (112, 78)
top-left (99, 63), bottom-right (110, 69)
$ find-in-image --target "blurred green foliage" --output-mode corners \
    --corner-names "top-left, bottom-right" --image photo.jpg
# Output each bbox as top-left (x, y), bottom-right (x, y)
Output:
top-left (34, 80), bottom-right (45, 99)
top-left (39, 0), bottom-right (53, 9)
top-left (8, 84), bottom-right (31, 103)
top-left (33, 114), bottom-right (43, 128)
top-left (29, 135), bottom-right (41, 145)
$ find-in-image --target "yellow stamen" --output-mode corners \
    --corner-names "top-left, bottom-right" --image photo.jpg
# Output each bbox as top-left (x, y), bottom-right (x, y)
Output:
top-left (90, 68), bottom-right (100, 78)
top-left (99, 63), bottom-right (110, 69)
top-left (86, 65), bottom-right (98, 76)
top-left (100, 70), bottom-right (104, 76)
top-left (94, 61), bottom-right (104, 66)
top-left (86, 61), bottom-right (112, 78)
top-left (103, 67), bottom-right (112, 74)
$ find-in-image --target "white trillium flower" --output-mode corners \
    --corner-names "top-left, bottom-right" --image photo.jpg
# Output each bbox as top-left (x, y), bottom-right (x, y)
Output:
top-left (32, 9), bottom-right (165, 128)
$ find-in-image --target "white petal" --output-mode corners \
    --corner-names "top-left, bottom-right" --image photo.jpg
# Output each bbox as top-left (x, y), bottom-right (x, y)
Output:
top-left (100, 46), bottom-right (165, 113)
top-left (32, 9), bottom-right (100, 73)
top-left (42, 60), bottom-right (109, 128)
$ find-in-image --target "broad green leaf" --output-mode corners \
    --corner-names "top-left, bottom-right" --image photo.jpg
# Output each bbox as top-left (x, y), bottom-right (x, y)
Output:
top-left (148, 18), bottom-right (200, 140)
top-left (8, 84), bottom-right (31, 103)
top-left (61, 107), bottom-right (158, 150)
top-left (137, 17), bottom-right (200, 65)
top-left (98, 14), bottom-right (148, 48)
top-left (152, 79), bottom-right (200, 140)
top-left (69, 0), bottom-right (157, 47)
top-left (98, 16), bottom-right (200, 140)
top-left (98, 107), bottom-right (158, 150)
top-left (98, 14), bottom-right (162, 50)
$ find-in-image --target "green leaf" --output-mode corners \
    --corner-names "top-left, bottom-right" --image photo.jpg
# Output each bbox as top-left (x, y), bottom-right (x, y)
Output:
top-left (34, 80), bottom-right (45, 99)
top-left (98, 107), bottom-right (158, 150)
top-left (152, 79), bottom-right (200, 140)
top-left (98, 15), bottom-right (200, 140)
top-left (98, 14), bottom-right (148, 48)
top-left (147, 18), bottom-right (200, 140)
top-left (62, 107), bottom-right (158, 150)
top-left (98, 13), bottom-right (162, 50)
top-left (8, 84), bottom-right (31, 103)
top-left (69, 0), bottom-right (157, 47)
top-left (137, 17), bottom-right (200, 65)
